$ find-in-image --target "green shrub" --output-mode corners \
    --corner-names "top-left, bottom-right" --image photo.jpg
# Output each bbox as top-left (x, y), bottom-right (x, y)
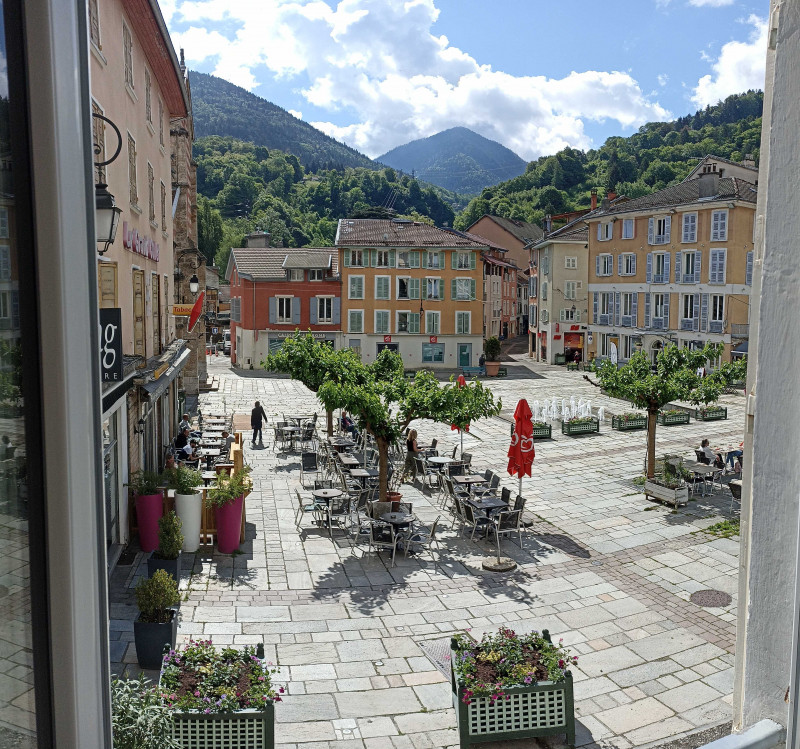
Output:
top-left (207, 466), bottom-right (252, 509)
top-left (111, 675), bottom-right (178, 749)
top-left (127, 470), bottom-right (163, 496)
top-left (135, 569), bottom-right (179, 624)
top-left (155, 511), bottom-right (183, 561)
top-left (163, 465), bottom-right (202, 495)
top-left (483, 336), bottom-right (501, 362)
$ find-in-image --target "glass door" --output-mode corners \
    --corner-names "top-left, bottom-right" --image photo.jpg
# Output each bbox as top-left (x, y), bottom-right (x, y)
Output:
top-left (458, 343), bottom-right (472, 368)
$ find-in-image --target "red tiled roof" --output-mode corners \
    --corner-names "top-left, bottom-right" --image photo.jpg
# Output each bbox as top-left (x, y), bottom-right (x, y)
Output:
top-left (335, 219), bottom-right (489, 248)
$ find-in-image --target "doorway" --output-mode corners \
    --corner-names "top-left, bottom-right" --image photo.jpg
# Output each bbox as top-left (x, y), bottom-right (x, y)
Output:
top-left (376, 343), bottom-right (399, 355)
top-left (651, 340), bottom-right (663, 365)
top-left (457, 343), bottom-right (472, 368)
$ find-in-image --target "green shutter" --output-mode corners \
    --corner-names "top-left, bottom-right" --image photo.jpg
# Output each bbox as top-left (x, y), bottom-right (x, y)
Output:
top-left (370, 249), bottom-right (377, 267)
top-left (438, 281), bottom-right (445, 300)
top-left (410, 251), bottom-right (420, 268)
top-left (409, 278), bottom-right (420, 299)
top-left (470, 252), bottom-right (476, 270)
top-left (451, 279), bottom-right (458, 300)
top-left (389, 250), bottom-right (395, 268)
top-left (410, 313), bottom-right (420, 334)
top-left (343, 251), bottom-right (350, 268)
top-left (471, 279), bottom-right (476, 299)
top-left (451, 252), bottom-right (458, 270)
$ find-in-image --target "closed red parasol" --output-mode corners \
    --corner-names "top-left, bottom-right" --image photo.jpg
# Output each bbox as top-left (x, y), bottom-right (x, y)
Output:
top-left (507, 398), bottom-right (535, 482)
top-left (451, 375), bottom-right (469, 457)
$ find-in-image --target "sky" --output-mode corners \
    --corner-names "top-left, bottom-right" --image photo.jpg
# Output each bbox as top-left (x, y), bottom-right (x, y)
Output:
top-left (163, 0), bottom-right (769, 162)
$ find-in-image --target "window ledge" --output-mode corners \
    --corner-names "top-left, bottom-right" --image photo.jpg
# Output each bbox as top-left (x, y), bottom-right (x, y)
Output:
top-left (150, 220), bottom-right (159, 230)
top-left (147, 121), bottom-right (155, 137)
top-left (125, 83), bottom-right (138, 104)
top-left (90, 41), bottom-right (107, 66)
top-left (129, 203), bottom-right (142, 215)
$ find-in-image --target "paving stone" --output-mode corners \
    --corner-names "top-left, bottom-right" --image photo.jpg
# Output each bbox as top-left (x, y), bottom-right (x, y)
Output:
top-left (626, 630), bottom-right (707, 661)
top-left (607, 660), bottom-right (681, 689)
top-left (594, 697), bottom-right (674, 733)
top-left (574, 646), bottom-right (645, 678)
top-left (655, 681), bottom-right (722, 712)
top-left (335, 687), bottom-right (421, 719)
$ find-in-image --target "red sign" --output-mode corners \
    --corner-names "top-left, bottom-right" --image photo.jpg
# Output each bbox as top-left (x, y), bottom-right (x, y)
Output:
top-left (383, 335), bottom-right (392, 343)
top-left (429, 336), bottom-right (438, 344)
top-left (553, 335), bottom-right (562, 340)
top-left (555, 323), bottom-right (560, 333)
top-left (122, 221), bottom-right (160, 262)
top-left (570, 325), bottom-right (580, 331)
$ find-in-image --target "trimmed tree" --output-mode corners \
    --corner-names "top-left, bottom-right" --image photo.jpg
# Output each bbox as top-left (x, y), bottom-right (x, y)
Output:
top-left (585, 343), bottom-right (746, 478)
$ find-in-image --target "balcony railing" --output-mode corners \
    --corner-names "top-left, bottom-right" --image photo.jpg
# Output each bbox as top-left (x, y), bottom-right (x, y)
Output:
top-left (731, 324), bottom-right (749, 338)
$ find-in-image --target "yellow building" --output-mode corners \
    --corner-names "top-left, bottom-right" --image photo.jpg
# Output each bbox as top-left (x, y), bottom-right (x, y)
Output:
top-left (585, 165), bottom-right (756, 364)
top-left (336, 219), bottom-right (485, 368)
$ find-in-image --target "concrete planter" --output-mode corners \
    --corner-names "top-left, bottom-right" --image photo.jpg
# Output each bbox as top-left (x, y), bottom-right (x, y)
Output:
top-left (175, 492), bottom-right (202, 552)
top-left (694, 406), bottom-right (727, 421)
top-left (561, 417), bottom-right (599, 436)
top-left (531, 423), bottom-right (552, 439)
top-left (611, 415), bottom-right (647, 431)
top-left (168, 702), bottom-right (274, 749)
top-left (484, 361), bottom-right (500, 377)
top-left (656, 411), bottom-right (690, 426)
top-left (644, 479), bottom-right (689, 508)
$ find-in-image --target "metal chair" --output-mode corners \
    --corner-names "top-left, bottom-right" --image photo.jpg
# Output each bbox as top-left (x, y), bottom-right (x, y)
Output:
top-left (462, 502), bottom-right (491, 542)
top-left (367, 521), bottom-right (400, 566)
top-left (403, 516), bottom-right (441, 566)
top-left (414, 456), bottom-right (440, 490)
top-left (326, 495), bottom-right (351, 537)
top-left (513, 494), bottom-right (526, 514)
top-left (488, 509), bottom-right (524, 550)
top-left (300, 452), bottom-right (321, 488)
top-left (294, 489), bottom-right (325, 529)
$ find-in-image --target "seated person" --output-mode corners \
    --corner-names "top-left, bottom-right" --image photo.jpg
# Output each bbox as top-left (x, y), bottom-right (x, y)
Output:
top-left (403, 429), bottom-right (421, 480)
top-left (221, 430), bottom-right (235, 452)
top-left (726, 442), bottom-right (744, 471)
top-left (174, 427), bottom-right (190, 451)
top-left (179, 440), bottom-right (201, 467)
top-left (700, 439), bottom-right (724, 469)
top-left (0, 435), bottom-right (14, 460)
top-left (164, 454), bottom-right (176, 471)
top-left (340, 412), bottom-right (360, 441)
top-left (178, 413), bottom-right (191, 433)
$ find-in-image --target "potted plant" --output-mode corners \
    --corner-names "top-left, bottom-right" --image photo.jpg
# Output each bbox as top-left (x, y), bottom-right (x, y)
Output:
top-left (386, 464), bottom-right (403, 511)
top-left (644, 455), bottom-right (689, 508)
top-left (134, 568), bottom-right (180, 669)
top-left (159, 639), bottom-right (283, 748)
top-left (561, 415), bottom-right (600, 436)
top-left (451, 627), bottom-right (576, 748)
top-left (531, 420), bottom-right (552, 439)
top-left (111, 674), bottom-right (178, 749)
top-left (611, 412), bottom-right (648, 431)
top-left (207, 467), bottom-right (252, 554)
top-left (656, 408), bottom-right (690, 426)
top-left (165, 465), bottom-right (203, 552)
top-left (128, 470), bottom-right (165, 553)
top-left (147, 511), bottom-right (184, 582)
top-left (694, 405), bottom-right (728, 421)
top-left (483, 337), bottom-right (502, 376)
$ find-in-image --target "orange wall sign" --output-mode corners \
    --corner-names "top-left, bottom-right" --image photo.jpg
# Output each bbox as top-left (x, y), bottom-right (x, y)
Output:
top-left (171, 304), bottom-right (193, 316)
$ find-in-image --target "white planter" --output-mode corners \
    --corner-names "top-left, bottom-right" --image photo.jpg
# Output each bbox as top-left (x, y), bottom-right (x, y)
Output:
top-left (175, 492), bottom-right (202, 552)
top-left (644, 480), bottom-right (689, 508)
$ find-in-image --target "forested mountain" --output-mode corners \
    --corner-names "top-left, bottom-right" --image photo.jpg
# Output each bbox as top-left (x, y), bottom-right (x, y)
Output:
top-left (378, 127), bottom-right (527, 194)
top-left (194, 136), bottom-right (456, 271)
top-left (453, 91), bottom-right (763, 231)
top-left (189, 71), bottom-right (379, 171)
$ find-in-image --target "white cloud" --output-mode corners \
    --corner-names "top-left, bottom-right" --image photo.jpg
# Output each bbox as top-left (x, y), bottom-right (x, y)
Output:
top-left (170, 0), bottom-right (670, 159)
top-left (692, 14), bottom-right (767, 107)
top-left (658, 73), bottom-right (669, 87)
top-left (288, 110), bottom-right (303, 120)
top-left (688, 0), bottom-right (734, 6)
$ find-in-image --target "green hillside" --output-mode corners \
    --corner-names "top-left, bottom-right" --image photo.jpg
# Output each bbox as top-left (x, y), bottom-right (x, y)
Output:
top-left (378, 126), bottom-right (527, 194)
top-left (453, 91), bottom-right (763, 230)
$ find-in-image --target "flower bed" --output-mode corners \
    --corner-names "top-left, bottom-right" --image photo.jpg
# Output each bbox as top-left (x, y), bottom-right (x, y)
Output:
top-left (611, 413), bottom-right (647, 431)
top-left (694, 406), bottom-right (727, 421)
top-left (451, 627), bottom-right (576, 748)
top-left (656, 409), bottom-right (690, 426)
top-left (561, 416), bottom-right (599, 436)
top-left (531, 422), bottom-right (552, 439)
top-left (159, 640), bottom-right (282, 749)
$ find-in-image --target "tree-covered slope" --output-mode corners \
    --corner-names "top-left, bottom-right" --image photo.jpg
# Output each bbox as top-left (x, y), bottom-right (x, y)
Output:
top-left (189, 71), bottom-right (379, 171)
top-left (454, 91), bottom-right (763, 230)
top-left (378, 127), bottom-right (526, 194)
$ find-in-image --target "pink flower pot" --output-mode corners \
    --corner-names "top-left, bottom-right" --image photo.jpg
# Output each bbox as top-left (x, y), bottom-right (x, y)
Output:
top-left (215, 494), bottom-right (244, 554)
top-left (136, 493), bottom-right (164, 553)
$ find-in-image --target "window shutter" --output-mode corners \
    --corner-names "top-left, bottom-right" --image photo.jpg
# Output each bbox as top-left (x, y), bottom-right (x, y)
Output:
top-left (541, 282), bottom-right (547, 300)
top-left (664, 215), bottom-right (671, 242)
top-left (0, 247), bottom-right (9, 280)
top-left (269, 297), bottom-right (277, 324)
top-left (631, 293), bottom-right (638, 326)
top-left (617, 254), bottom-right (623, 276)
top-left (593, 292), bottom-right (598, 323)
top-left (630, 255), bottom-right (636, 275)
top-left (438, 281), bottom-right (445, 300)
top-left (310, 298), bottom-right (318, 324)
top-left (343, 251), bottom-right (350, 268)
top-left (693, 251), bottom-right (701, 283)
top-left (410, 251), bottom-right (420, 268)
top-left (597, 224), bottom-right (602, 241)
top-left (693, 292), bottom-right (700, 331)
top-left (389, 250), bottom-right (395, 267)
top-left (663, 253), bottom-right (670, 283)
top-left (451, 279), bottom-right (457, 300)
top-left (559, 309), bottom-right (565, 322)
top-left (471, 279), bottom-right (476, 299)
top-left (646, 253), bottom-right (652, 283)
top-left (595, 256), bottom-right (601, 277)
top-left (614, 292), bottom-right (620, 326)
top-left (718, 249), bottom-right (726, 284)
top-left (745, 251), bottom-right (753, 285)
top-left (700, 293), bottom-right (708, 332)
top-left (648, 218), bottom-right (654, 245)
top-left (410, 313), bottom-right (419, 334)
top-left (10, 291), bottom-right (18, 328)
top-left (451, 252), bottom-right (458, 270)
top-left (675, 251), bottom-right (681, 283)
top-left (332, 297), bottom-right (341, 325)
top-left (368, 249), bottom-right (375, 267)
top-left (98, 262), bottom-right (118, 307)
top-left (470, 252), bottom-right (477, 270)
top-left (409, 278), bottom-right (420, 299)
top-left (720, 211), bottom-right (727, 239)
top-left (644, 293), bottom-right (651, 328)
top-left (663, 293), bottom-right (670, 327)
top-left (292, 300), bottom-right (300, 324)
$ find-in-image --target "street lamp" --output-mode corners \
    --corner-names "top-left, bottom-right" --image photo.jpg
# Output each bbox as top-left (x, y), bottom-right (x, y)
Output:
top-left (95, 182), bottom-right (122, 254)
top-left (189, 273), bottom-right (200, 295)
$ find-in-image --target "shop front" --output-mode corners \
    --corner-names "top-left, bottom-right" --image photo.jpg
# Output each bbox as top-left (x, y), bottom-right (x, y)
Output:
top-left (563, 332), bottom-right (585, 363)
top-left (267, 330), bottom-right (337, 355)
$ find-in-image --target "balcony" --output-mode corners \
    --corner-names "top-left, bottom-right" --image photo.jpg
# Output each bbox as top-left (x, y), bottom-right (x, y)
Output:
top-left (731, 324), bottom-right (749, 338)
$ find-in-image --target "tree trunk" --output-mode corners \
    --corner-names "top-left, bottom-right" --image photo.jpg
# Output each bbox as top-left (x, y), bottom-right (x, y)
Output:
top-left (647, 408), bottom-right (658, 478)
top-left (377, 436), bottom-right (389, 501)
top-left (326, 410), bottom-right (333, 437)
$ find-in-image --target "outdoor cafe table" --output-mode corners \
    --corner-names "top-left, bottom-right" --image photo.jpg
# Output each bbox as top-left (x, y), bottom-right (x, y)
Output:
top-left (350, 468), bottom-right (379, 480)
top-left (329, 438), bottom-right (355, 452)
top-left (312, 488), bottom-right (343, 504)
top-left (201, 448), bottom-right (220, 470)
top-left (338, 454), bottom-right (360, 468)
top-left (427, 456), bottom-right (453, 466)
top-left (685, 461), bottom-right (715, 496)
top-left (380, 512), bottom-right (415, 530)
top-left (201, 470), bottom-right (218, 486)
top-left (465, 495), bottom-right (508, 517)
top-left (453, 474), bottom-right (490, 493)
top-left (286, 415), bottom-right (315, 426)
top-left (281, 425), bottom-right (301, 449)
top-left (202, 430), bottom-right (224, 438)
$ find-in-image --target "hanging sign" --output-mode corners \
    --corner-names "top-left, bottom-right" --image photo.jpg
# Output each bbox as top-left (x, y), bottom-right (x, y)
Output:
top-left (99, 308), bottom-right (123, 382)
top-left (429, 336), bottom-right (438, 343)
top-left (172, 304), bottom-right (193, 316)
top-left (383, 335), bottom-right (392, 343)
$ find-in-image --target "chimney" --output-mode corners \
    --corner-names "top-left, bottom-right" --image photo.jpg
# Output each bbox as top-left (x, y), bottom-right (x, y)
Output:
top-left (590, 189), bottom-right (597, 210)
top-left (697, 172), bottom-right (719, 198)
top-left (544, 214), bottom-right (552, 234)
top-left (607, 190), bottom-right (617, 202)
top-left (245, 231), bottom-right (270, 248)
top-left (742, 153), bottom-right (756, 168)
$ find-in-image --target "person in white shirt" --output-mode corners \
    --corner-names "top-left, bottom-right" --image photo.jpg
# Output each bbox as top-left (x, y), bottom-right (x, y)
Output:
top-left (701, 439), bottom-right (723, 468)
top-left (221, 430), bottom-right (235, 453)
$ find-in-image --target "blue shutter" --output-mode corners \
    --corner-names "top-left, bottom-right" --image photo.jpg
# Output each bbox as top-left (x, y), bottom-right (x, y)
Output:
top-left (614, 292), bottom-right (620, 326)
top-left (718, 249), bottom-right (726, 284)
top-left (648, 218), bottom-right (654, 245)
top-left (269, 297), bottom-right (277, 324)
top-left (593, 292), bottom-right (598, 323)
top-left (663, 293), bottom-right (670, 328)
top-left (675, 251), bottom-right (681, 283)
top-left (597, 223), bottom-right (602, 241)
top-left (343, 251), bottom-right (350, 268)
top-left (664, 215), bottom-right (671, 242)
top-left (595, 256), bottom-right (601, 276)
top-left (646, 253), bottom-right (652, 283)
top-left (694, 251), bottom-right (701, 284)
top-left (471, 279), bottom-right (476, 299)
top-left (310, 298), bottom-right (318, 324)
top-left (631, 293), bottom-right (638, 327)
top-left (618, 254), bottom-right (623, 276)
top-left (630, 255), bottom-right (636, 275)
top-left (292, 299), bottom-right (301, 325)
top-left (332, 297), bottom-right (341, 325)
top-left (693, 292), bottom-right (700, 331)
top-left (644, 293), bottom-right (651, 329)
top-left (700, 293), bottom-right (708, 332)
top-left (663, 253), bottom-right (670, 284)
top-left (745, 251), bottom-right (753, 285)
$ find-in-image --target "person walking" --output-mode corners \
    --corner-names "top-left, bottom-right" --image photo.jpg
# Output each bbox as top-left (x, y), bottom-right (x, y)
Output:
top-left (251, 401), bottom-right (268, 446)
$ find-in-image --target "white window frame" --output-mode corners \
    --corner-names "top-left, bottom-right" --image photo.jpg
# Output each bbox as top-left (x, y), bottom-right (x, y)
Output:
top-left (622, 292), bottom-right (633, 317)
top-left (456, 311), bottom-right (471, 335)
top-left (425, 277), bottom-right (441, 300)
top-left (564, 281), bottom-right (577, 300)
top-left (600, 293), bottom-right (612, 316)
top-left (682, 212), bottom-right (697, 243)
top-left (348, 309), bottom-right (363, 334)
top-left (654, 217), bottom-right (670, 244)
top-left (425, 310), bottom-right (440, 335)
top-left (309, 269), bottom-right (324, 281)
top-left (397, 277), bottom-right (410, 300)
top-left (653, 293), bottom-right (665, 319)
top-left (560, 307), bottom-right (576, 322)
top-left (598, 254), bottom-right (613, 276)
top-left (598, 222), bottom-right (613, 241)
top-left (289, 269), bottom-right (304, 282)
top-left (396, 311), bottom-right (419, 334)
top-left (421, 342), bottom-right (445, 363)
top-left (711, 294), bottom-right (724, 322)
top-left (456, 252), bottom-right (471, 270)
top-left (622, 253), bottom-right (636, 276)
top-left (454, 278), bottom-right (472, 301)
top-left (397, 251), bottom-right (410, 268)
top-left (683, 251), bottom-right (696, 282)
top-left (376, 249), bottom-right (390, 268)
top-left (654, 252), bottom-right (666, 278)
top-left (565, 256), bottom-right (577, 269)
top-left (711, 209), bottom-right (728, 241)
top-left (374, 309), bottom-right (390, 335)
top-left (277, 296), bottom-right (293, 323)
top-left (349, 249), bottom-right (365, 267)
top-left (348, 275), bottom-right (364, 300)
top-left (426, 251), bottom-right (441, 269)
top-left (374, 275), bottom-right (390, 300)
top-left (622, 219), bottom-right (634, 239)
top-left (682, 294), bottom-right (695, 320)
top-left (317, 296), bottom-right (333, 323)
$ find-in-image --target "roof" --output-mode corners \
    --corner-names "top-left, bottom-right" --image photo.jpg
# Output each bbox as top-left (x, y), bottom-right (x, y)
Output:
top-left (684, 154), bottom-right (759, 182)
top-left (590, 176), bottom-right (757, 217)
top-left (470, 215), bottom-right (544, 245)
top-left (227, 247), bottom-right (338, 281)
top-left (442, 228), bottom-right (507, 252)
top-left (335, 219), bottom-right (490, 248)
top-left (483, 255), bottom-right (518, 269)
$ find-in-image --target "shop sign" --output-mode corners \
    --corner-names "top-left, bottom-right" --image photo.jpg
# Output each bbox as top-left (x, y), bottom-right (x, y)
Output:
top-left (429, 336), bottom-right (438, 343)
top-left (383, 335), bottom-right (392, 343)
top-left (122, 222), bottom-right (160, 262)
top-left (99, 308), bottom-right (122, 382)
top-left (272, 331), bottom-right (329, 339)
top-left (588, 334), bottom-right (594, 344)
top-left (570, 325), bottom-right (580, 331)
top-left (172, 304), bottom-right (193, 316)
top-left (553, 335), bottom-right (562, 340)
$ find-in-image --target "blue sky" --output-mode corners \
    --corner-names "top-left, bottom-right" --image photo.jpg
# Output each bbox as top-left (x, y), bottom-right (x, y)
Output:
top-left (164, 0), bottom-right (768, 160)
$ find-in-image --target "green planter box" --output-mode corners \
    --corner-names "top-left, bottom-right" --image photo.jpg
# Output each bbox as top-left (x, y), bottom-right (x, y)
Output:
top-left (694, 406), bottom-right (727, 421)
top-left (656, 411), bottom-right (690, 426)
top-left (561, 417), bottom-right (599, 436)
top-left (451, 640), bottom-right (575, 748)
top-left (612, 415), bottom-right (647, 431)
top-left (170, 703), bottom-right (274, 749)
top-left (555, 354), bottom-right (566, 365)
top-left (565, 362), bottom-right (578, 371)
top-left (532, 423), bottom-right (552, 439)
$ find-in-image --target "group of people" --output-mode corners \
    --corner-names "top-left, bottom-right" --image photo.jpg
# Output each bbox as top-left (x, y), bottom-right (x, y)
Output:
top-left (171, 413), bottom-right (234, 468)
top-left (700, 438), bottom-right (743, 473)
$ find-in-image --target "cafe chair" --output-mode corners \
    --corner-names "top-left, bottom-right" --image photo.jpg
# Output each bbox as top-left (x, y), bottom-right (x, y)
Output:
top-left (402, 516), bottom-right (441, 567)
top-left (488, 509), bottom-right (524, 550)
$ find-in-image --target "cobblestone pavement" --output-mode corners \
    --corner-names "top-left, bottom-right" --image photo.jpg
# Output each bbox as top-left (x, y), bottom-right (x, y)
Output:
top-left (110, 353), bottom-right (745, 748)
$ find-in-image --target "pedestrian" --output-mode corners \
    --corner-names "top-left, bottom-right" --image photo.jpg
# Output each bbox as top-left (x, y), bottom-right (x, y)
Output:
top-left (478, 352), bottom-right (486, 368)
top-left (403, 429), bottom-right (422, 481)
top-left (221, 429), bottom-right (235, 453)
top-left (251, 401), bottom-right (268, 446)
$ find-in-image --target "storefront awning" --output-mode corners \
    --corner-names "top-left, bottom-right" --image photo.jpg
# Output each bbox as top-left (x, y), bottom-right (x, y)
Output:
top-left (732, 341), bottom-right (749, 357)
top-left (139, 348), bottom-right (191, 400)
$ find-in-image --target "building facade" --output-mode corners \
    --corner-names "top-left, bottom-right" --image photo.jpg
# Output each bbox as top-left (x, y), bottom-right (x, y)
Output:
top-left (227, 234), bottom-right (341, 367)
top-left (584, 170), bottom-right (756, 365)
top-left (336, 219), bottom-right (484, 368)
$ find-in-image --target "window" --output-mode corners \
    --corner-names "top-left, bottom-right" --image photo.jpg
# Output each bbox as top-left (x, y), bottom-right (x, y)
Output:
top-left (425, 311), bottom-right (440, 335)
top-left (317, 297), bottom-right (332, 323)
top-left (709, 248), bottom-right (726, 284)
top-left (560, 308), bottom-right (577, 322)
top-left (425, 277), bottom-right (441, 300)
top-left (397, 251), bottom-right (410, 268)
top-left (230, 297), bottom-right (241, 322)
top-left (309, 269), bottom-right (324, 281)
top-left (145, 69), bottom-right (152, 124)
top-left (426, 251), bottom-right (440, 269)
top-left (596, 254), bottom-right (613, 276)
top-left (375, 310), bottom-right (390, 335)
top-left (653, 293), bottom-right (665, 319)
top-left (622, 293), bottom-right (633, 317)
top-left (622, 219), bottom-right (634, 239)
top-left (682, 294), bottom-right (696, 319)
top-left (746, 251), bottom-right (754, 285)
top-left (453, 278), bottom-right (473, 300)
top-left (711, 294), bottom-right (724, 322)
top-left (122, 22), bottom-right (133, 88)
top-left (375, 275), bottom-right (390, 300)
top-left (348, 276), bottom-right (364, 299)
top-left (600, 293), bottom-right (612, 316)
top-left (620, 253), bottom-right (636, 276)
top-left (348, 310), bottom-right (363, 333)
top-left (680, 250), bottom-right (700, 283)
top-left (565, 256), bottom-right (577, 269)
top-left (89, 0), bottom-right (101, 48)
top-left (648, 215), bottom-right (671, 245)
top-left (147, 163), bottom-right (155, 223)
top-left (397, 311), bottom-right (420, 334)
top-left (376, 250), bottom-right (390, 267)
top-left (564, 281), bottom-right (577, 300)
top-left (711, 209), bottom-right (728, 241)
top-left (349, 250), bottom-right (364, 267)
top-left (422, 343), bottom-right (445, 363)
top-left (158, 98), bottom-right (164, 147)
top-left (160, 181), bottom-right (166, 230)
top-left (127, 134), bottom-right (138, 206)
top-left (277, 297), bottom-right (293, 322)
top-left (456, 311), bottom-right (471, 335)
top-left (456, 252), bottom-right (472, 270)
top-left (597, 222), bottom-right (613, 241)
top-left (0, 208), bottom-right (7, 240)
top-left (541, 256), bottom-right (550, 275)
top-left (650, 251), bottom-right (669, 283)
top-left (0, 246), bottom-right (10, 281)
top-left (682, 212), bottom-right (697, 243)
top-left (289, 269), bottom-right (304, 282)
